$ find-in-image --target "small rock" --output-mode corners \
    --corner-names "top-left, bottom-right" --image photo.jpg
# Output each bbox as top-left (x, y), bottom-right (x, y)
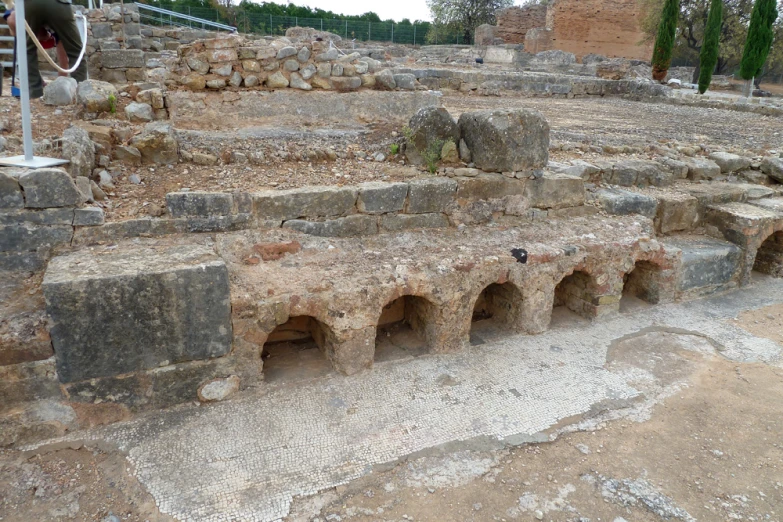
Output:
top-left (534, 510), bottom-right (544, 520)
top-left (197, 375), bottom-right (240, 402)
top-left (374, 152), bottom-right (386, 162)
top-left (129, 174), bottom-right (141, 185)
top-left (43, 77), bottom-right (78, 106)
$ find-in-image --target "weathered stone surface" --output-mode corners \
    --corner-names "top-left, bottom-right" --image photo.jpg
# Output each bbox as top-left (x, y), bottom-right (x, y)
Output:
top-left (0, 208), bottom-right (74, 226)
top-left (253, 186), bottom-right (358, 220)
top-left (663, 237), bottom-right (741, 291)
top-left (524, 173), bottom-right (584, 210)
top-left (685, 157), bottom-right (721, 181)
top-left (300, 64), bottom-right (317, 80)
top-left (297, 46), bottom-right (311, 62)
top-left (213, 64), bottom-right (233, 77)
top-left (206, 48), bottom-right (237, 63)
top-left (73, 207), bottom-right (105, 226)
top-left (531, 49), bottom-right (576, 64)
top-left (43, 244), bottom-right (232, 383)
top-left (458, 109), bottom-right (549, 173)
top-left (198, 375), bottom-right (240, 402)
top-left (379, 213), bottom-right (449, 231)
top-left (137, 88), bottom-right (165, 109)
top-left (330, 77), bottom-right (362, 91)
top-left (709, 151), bottom-right (751, 173)
top-left (655, 192), bottom-right (699, 233)
top-left (283, 215), bottom-right (378, 237)
top-left (761, 156), bottom-right (783, 183)
top-left (206, 79), bottom-right (227, 89)
top-left (131, 122), bottom-right (178, 165)
top-left (405, 107), bottom-right (461, 166)
top-left (289, 72), bottom-right (312, 90)
top-left (455, 173), bottom-right (525, 200)
top-left (441, 140), bottom-right (459, 163)
top-left (315, 48), bottom-right (339, 62)
top-left (0, 224), bottom-right (72, 252)
top-left (166, 191), bottom-right (233, 217)
top-left (186, 56), bottom-right (210, 74)
top-left (125, 102), bottom-right (154, 122)
top-left (357, 182), bottom-right (408, 214)
top-left (267, 71), bottom-right (289, 89)
top-left (0, 172), bottom-right (24, 209)
top-left (18, 169), bottom-right (82, 208)
top-left (393, 73), bottom-right (416, 90)
top-left (406, 178), bottom-right (458, 214)
top-left (375, 69), bottom-right (396, 90)
top-left (192, 152), bottom-right (219, 166)
top-left (181, 73), bottom-right (207, 90)
top-left (597, 188), bottom-right (658, 218)
top-left (113, 145), bottom-right (142, 165)
top-left (77, 80), bottom-right (119, 113)
top-left (42, 77), bottom-right (77, 106)
top-left (276, 46), bottom-right (297, 60)
top-left (101, 49), bottom-right (145, 69)
top-left (61, 125), bottom-right (95, 179)
top-left (609, 160), bottom-right (672, 187)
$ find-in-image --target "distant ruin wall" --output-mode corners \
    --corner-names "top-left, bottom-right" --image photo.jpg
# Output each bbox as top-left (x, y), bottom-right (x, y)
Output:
top-left (547, 0), bottom-right (651, 60)
top-left (495, 5), bottom-right (547, 44)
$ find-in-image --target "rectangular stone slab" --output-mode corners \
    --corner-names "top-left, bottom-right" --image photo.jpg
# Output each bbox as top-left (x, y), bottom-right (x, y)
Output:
top-left (43, 244), bottom-right (232, 383)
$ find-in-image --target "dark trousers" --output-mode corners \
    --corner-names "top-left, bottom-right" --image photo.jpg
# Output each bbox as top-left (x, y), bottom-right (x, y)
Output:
top-left (24, 0), bottom-right (86, 98)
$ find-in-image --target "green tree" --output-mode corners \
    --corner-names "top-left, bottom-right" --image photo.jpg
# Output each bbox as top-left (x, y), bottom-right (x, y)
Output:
top-left (652, 0), bottom-right (681, 80)
top-left (739, 0), bottom-right (779, 79)
top-left (426, 0), bottom-right (513, 43)
top-left (698, 0), bottom-right (724, 92)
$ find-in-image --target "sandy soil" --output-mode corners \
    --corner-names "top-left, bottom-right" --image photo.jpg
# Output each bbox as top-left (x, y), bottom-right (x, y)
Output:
top-left (733, 302), bottom-right (783, 345)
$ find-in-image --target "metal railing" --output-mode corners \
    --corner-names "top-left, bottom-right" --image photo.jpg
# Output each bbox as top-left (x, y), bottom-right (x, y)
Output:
top-left (135, 2), bottom-right (236, 32)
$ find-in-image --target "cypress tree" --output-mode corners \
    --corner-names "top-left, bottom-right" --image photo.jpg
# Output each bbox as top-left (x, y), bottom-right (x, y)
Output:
top-left (651, 0), bottom-right (680, 81)
top-left (698, 0), bottom-right (723, 93)
top-left (739, 0), bottom-right (779, 80)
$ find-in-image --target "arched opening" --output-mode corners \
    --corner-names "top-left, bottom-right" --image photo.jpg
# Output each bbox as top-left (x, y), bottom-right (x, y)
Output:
top-left (470, 282), bottom-right (524, 345)
top-left (374, 295), bottom-right (433, 362)
top-left (621, 260), bottom-right (663, 312)
top-left (753, 231), bottom-right (783, 277)
top-left (261, 316), bottom-right (334, 383)
top-left (551, 270), bottom-right (594, 326)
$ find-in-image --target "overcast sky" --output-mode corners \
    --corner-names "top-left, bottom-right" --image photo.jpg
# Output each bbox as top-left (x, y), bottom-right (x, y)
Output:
top-left (286, 0), bottom-right (527, 23)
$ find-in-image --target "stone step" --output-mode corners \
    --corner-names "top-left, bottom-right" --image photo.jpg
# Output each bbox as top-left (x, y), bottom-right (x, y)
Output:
top-left (705, 202), bottom-right (783, 283)
top-left (661, 236), bottom-right (742, 297)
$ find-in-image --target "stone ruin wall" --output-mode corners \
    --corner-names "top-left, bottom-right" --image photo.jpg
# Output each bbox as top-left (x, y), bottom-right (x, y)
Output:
top-left (494, 5), bottom-right (548, 45)
top-left (487, 0), bottom-right (652, 61)
top-left (546, 0), bottom-right (652, 60)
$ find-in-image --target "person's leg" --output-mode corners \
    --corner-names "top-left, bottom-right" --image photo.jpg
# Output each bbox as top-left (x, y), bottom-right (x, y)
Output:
top-left (40, 0), bottom-right (86, 82)
top-left (56, 41), bottom-right (68, 76)
top-left (21, 0), bottom-right (46, 98)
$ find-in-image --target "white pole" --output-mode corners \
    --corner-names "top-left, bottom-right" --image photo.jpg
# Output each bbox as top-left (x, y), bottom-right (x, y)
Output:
top-left (15, 0), bottom-right (34, 162)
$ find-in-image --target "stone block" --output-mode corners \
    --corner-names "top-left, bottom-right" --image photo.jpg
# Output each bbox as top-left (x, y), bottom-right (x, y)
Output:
top-left (609, 160), bottom-right (672, 187)
top-left (43, 244), bottom-right (232, 383)
top-left (685, 157), bottom-right (721, 181)
top-left (100, 49), bottom-right (145, 69)
top-left (283, 215), bottom-right (378, 237)
top-left (0, 224), bottom-right (72, 253)
top-left (524, 173), bottom-right (584, 210)
top-left (406, 178), bottom-right (457, 214)
top-left (357, 182), bottom-right (408, 214)
top-left (77, 80), bottom-right (119, 113)
top-left (18, 169), bottom-right (82, 208)
top-left (166, 191), bottom-right (233, 218)
top-left (379, 213), bottom-right (449, 232)
top-left (404, 107), bottom-right (460, 167)
top-left (91, 22), bottom-right (112, 39)
top-left (709, 152), bottom-right (752, 173)
top-left (458, 109), bottom-right (549, 173)
top-left (0, 208), bottom-right (74, 225)
top-left (330, 77), bottom-right (362, 91)
top-left (597, 188), bottom-right (658, 218)
top-left (73, 207), bottom-right (105, 226)
top-left (684, 182), bottom-right (747, 210)
top-left (655, 193), bottom-right (699, 234)
top-left (42, 77), bottom-right (78, 106)
top-left (393, 73), bottom-right (416, 90)
top-left (113, 145), bottom-right (142, 165)
top-left (125, 102), bottom-right (154, 122)
top-left (0, 172), bottom-right (24, 209)
top-left (663, 237), bottom-right (741, 291)
top-left (206, 48), bottom-right (238, 63)
top-left (252, 186), bottom-right (358, 220)
top-left (455, 174), bottom-right (525, 200)
top-left (761, 156), bottom-right (783, 183)
top-left (131, 122), bottom-right (178, 165)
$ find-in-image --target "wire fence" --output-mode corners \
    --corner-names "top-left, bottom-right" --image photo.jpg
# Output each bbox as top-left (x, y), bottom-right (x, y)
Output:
top-left (133, 2), bottom-right (468, 45)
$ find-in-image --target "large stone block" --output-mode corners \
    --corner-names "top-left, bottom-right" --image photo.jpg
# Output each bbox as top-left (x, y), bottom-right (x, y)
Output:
top-left (609, 160), bottom-right (673, 187)
top-left (356, 182), bottom-right (408, 214)
top-left (0, 172), bottom-right (24, 209)
top-left (761, 156), bottom-right (783, 183)
top-left (685, 157), bottom-right (721, 181)
top-left (0, 224), bottom-right (73, 253)
top-left (100, 49), bottom-right (145, 69)
top-left (252, 186), bottom-right (358, 220)
top-left (663, 237), bottom-right (741, 292)
top-left (406, 178), bottom-right (457, 214)
top-left (18, 169), bottom-right (82, 208)
top-left (597, 188), bottom-right (658, 218)
top-left (458, 109), bottom-right (549, 173)
top-left (77, 80), bottom-right (119, 113)
top-left (166, 191), bottom-right (233, 218)
top-left (282, 215), bottom-right (378, 237)
top-left (61, 125), bottom-right (96, 179)
top-left (404, 107), bottom-right (461, 166)
top-left (379, 213), bottom-right (449, 231)
top-left (524, 173), bottom-right (584, 210)
top-left (43, 244), bottom-right (232, 383)
top-left (708, 151), bottom-right (751, 173)
top-left (131, 122), bottom-right (178, 165)
top-left (455, 173), bottom-right (526, 200)
top-left (655, 192), bottom-right (699, 234)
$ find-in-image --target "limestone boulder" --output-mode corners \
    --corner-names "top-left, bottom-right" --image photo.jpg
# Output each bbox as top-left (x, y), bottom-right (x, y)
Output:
top-left (458, 108), bottom-right (549, 173)
top-left (131, 122), bottom-right (178, 165)
top-left (0, 171), bottom-right (24, 209)
top-left (375, 69), bottom-right (396, 90)
top-left (531, 50), bottom-right (576, 65)
top-left (761, 156), bottom-right (783, 183)
top-left (76, 80), bottom-right (119, 113)
top-left (709, 151), bottom-right (751, 173)
top-left (42, 77), bottom-right (78, 106)
top-left (18, 168), bottom-right (82, 208)
top-left (405, 107), bottom-right (460, 166)
top-left (61, 125), bottom-right (95, 179)
top-left (125, 102), bottom-right (154, 122)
